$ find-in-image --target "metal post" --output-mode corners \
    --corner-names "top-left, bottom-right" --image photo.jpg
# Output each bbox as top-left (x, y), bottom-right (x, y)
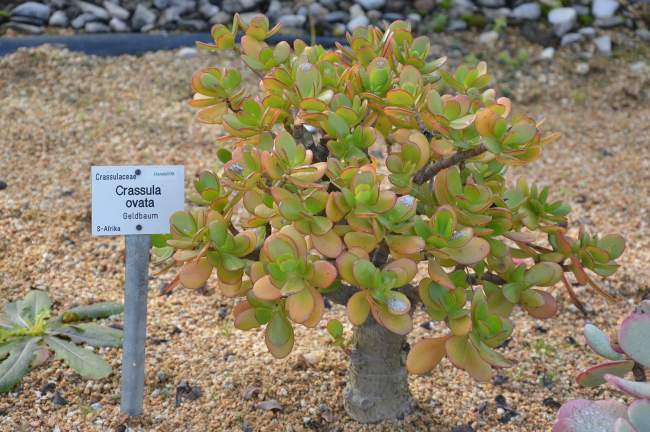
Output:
top-left (120, 234), bottom-right (151, 416)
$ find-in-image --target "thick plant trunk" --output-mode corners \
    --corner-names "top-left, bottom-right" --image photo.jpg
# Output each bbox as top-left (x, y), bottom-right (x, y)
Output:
top-left (344, 314), bottom-right (414, 423)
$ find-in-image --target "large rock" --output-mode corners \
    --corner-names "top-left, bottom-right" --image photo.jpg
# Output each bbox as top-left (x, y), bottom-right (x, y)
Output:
top-left (132, 4), bottom-right (157, 31)
top-left (592, 0), bottom-right (618, 19)
top-left (548, 7), bottom-right (576, 36)
top-left (75, 1), bottom-right (109, 20)
top-left (85, 21), bottom-right (110, 32)
top-left (109, 17), bottom-right (129, 31)
top-left (159, 7), bottom-right (182, 25)
top-left (221, 0), bottom-right (261, 13)
top-left (511, 2), bottom-right (540, 20)
top-left (6, 22), bottom-right (44, 33)
top-left (348, 14), bottom-right (369, 31)
top-left (71, 12), bottom-right (95, 29)
top-left (48, 10), bottom-right (68, 26)
top-left (103, 1), bottom-right (130, 20)
top-left (357, 0), bottom-right (386, 10)
top-left (198, 1), bottom-right (220, 19)
top-left (10, 2), bottom-right (51, 23)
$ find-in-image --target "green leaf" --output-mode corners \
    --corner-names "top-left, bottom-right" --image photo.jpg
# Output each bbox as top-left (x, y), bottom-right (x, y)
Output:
top-left (266, 314), bottom-right (292, 347)
top-left (62, 302), bottom-right (124, 323)
top-left (170, 211), bottom-right (197, 237)
top-left (45, 337), bottom-right (112, 380)
top-left (0, 339), bottom-right (39, 393)
top-left (327, 112), bottom-right (349, 138)
top-left (326, 319), bottom-right (344, 339)
top-left (19, 291), bottom-right (52, 326)
top-left (151, 234), bottom-right (172, 248)
top-left (3, 302), bottom-right (31, 329)
top-left (56, 324), bottom-right (123, 348)
top-left (217, 148), bottom-right (232, 163)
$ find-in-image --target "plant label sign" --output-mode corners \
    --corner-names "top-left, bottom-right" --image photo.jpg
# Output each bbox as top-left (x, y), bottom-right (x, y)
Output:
top-left (91, 165), bottom-right (184, 236)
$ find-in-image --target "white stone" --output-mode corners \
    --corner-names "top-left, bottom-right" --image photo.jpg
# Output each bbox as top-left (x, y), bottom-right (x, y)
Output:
top-left (592, 0), bottom-right (618, 19)
top-left (75, 0), bottom-right (109, 20)
top-left (578, 27), bottom-right (597, 37)
top-left (109, 17), bottom-right (129, 32)
top-left (347, 15), bottom-right (369, 31)
top-left (560, 32), bottom-right (583, 46)
top-left (548, 7), bottom-right (577, 36)
top-left (594, 35), bottom-right (612, 56)
top-left (11, 2), bottom-right (51, 21)
top-left (575, 62), bottom-right (590, 75)
top-left (103, 1), bottom-right (130, 20)
top-left (48, 10), bottom-right (68, 27)
top-left (357, 0), bottom-right (386, 10)
top-left (511, 2), bottom-right (540, 20)
top-left (177, 47), bottom-right (198, 58)
top-left (479, 30), bottom-right (499, 45)
top-left (540, 47), bottom-right (555, 61)
top-left (349, 4), bottom-right (365, 18)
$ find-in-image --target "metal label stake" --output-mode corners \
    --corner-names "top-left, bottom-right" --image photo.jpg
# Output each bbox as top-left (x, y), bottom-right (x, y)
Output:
top-left (91, 165), bottom-right (184, 417)
top-left (120, 234), bottom-right (151, 416)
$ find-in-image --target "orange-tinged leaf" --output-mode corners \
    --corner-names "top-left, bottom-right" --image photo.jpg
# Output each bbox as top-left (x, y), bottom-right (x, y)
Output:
top-left (386, 235), bottom-right (425, 255)
top-left (445, 336), bottom-right (492, 382)
top-left (179, 258), bottom-right (213, 289)
top-left (311, 230), bottom-right (344, 258)
top-left (311, 260), bottom-right (338, 289)
top-left (372, 304), bottom-right (413, 335)
top-left (286, 288), bottom-right (315, 323)
top-left (234, 307), bottom-right (260, 330)
top-left (427, 259), bottom-right (455, 290)
top-left (252, 275), bottom-right (282, 300)
top-left (407, 336), bottom-right (449, 374)
top-left (197, 103), bottom-right (228, 124)
top-left (344, 232), bottom-right (378, 253)
top-left (443, 237), bottom-right (490, 265)
top-left (383, 258), bottom-right (417, 286)
top-left (302, 288), bottom-right (325, 328)
top-left (524, 290), bottom-right (558, 319)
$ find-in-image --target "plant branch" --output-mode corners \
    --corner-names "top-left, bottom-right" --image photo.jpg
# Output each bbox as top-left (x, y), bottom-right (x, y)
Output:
top-left (413, 144), bottom-right (487, 185)
top-left (371, 242), bottom-right (389, 267)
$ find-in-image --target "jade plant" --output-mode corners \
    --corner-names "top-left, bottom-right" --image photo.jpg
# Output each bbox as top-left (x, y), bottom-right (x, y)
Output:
top-left (153, 15), bottom-right (626, 423)
top-left (553, 300), bottom-right (649, 432)
top-left (0, 290), bottom-right (123, 393)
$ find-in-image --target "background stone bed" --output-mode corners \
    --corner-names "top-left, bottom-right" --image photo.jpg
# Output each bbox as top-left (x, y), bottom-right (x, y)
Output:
top-left (1, 0), bottom-right (650, 54)
top-left (0, 33), bottom-right (649, 431)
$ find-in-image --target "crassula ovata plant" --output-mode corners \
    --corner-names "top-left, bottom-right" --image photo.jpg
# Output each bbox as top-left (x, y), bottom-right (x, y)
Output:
top-left (554, 300), bottom-right (650, 432)
top-left (153, 15), bottom-right (627, 423)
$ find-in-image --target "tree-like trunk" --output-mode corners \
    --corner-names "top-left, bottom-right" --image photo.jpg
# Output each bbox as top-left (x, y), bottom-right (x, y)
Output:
top-left (343, 314), bottom-right (414, 423)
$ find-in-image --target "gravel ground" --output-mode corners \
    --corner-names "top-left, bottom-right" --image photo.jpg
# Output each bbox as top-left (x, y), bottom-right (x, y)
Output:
top-left (0, 36), bottom-right (649, 431)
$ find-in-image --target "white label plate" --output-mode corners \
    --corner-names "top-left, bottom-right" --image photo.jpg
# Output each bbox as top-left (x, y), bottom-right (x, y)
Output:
top-left (91, 165), bottom-right (184, 236)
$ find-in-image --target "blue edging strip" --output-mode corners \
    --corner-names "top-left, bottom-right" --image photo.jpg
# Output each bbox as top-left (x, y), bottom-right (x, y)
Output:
top-left (0, 32), bottom-right (346, 57)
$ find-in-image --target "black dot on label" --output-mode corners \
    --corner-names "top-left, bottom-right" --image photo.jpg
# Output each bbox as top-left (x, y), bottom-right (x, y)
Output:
top-left (136, 224), bottom-right (142, 231)
top-left (135, 169), bottom-right (141, 175)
